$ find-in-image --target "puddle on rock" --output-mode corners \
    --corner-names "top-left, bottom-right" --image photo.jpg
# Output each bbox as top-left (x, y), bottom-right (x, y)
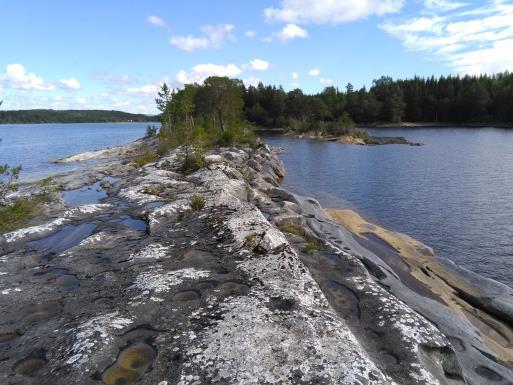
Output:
top-left (20, 301), bottom-right (62, 327)
top-left (220, 281), bottom-right (250, 296)
top-left (173, 290), bottom-right (201, 301)
top-left (0, 330), bottom-right (19, 343)
top-left (102, 342), bottom-right (157, 385)
top-left (14, 350), bottom-right (47, 377)
top-left (116, 216), bottom-right (148, 233)
top-left (195, 280), bottom-right (219, 291)
top-left (27, 223), bottom-right (97, 254)
top-left (62, 177), bottom-right (118, 207)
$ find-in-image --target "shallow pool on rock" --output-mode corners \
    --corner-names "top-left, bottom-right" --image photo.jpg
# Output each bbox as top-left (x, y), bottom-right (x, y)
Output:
top-left (26, 223), bottom-right (97, 254)
top-left (62, 177), bottom-right (118, 207)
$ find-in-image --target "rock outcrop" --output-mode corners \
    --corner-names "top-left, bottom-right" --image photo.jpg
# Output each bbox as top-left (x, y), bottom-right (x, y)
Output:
top-left (0, 143), bottom-right (510, 384)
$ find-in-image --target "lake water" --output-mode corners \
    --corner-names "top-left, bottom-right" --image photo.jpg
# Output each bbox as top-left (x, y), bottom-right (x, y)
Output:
top-left (0, 122), bottom-right (157, 181)
top-left (264, 128), bottom-right (513, 288)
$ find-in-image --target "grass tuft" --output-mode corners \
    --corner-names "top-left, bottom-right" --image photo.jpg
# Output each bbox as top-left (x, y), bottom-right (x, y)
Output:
top-left (190, 194), bottom-right (205, 211)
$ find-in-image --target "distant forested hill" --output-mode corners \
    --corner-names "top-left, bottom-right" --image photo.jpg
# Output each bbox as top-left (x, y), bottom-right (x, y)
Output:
top-left (0, 109), bottom-right (159, 124)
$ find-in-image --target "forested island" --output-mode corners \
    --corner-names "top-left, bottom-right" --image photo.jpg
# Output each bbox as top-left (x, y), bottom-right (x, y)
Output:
top-left (242, 72), bottom-right (513, 129)
top-left (0, 109), bottom-right (156, 124)
top-left (1, 72), bottom-right (512, 131)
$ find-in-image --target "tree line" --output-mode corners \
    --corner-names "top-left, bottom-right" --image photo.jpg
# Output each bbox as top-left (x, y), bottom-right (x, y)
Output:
top-left (243, 72), bottom-right (513, 126)
top-left (0, 109), bottom-right (156, 124)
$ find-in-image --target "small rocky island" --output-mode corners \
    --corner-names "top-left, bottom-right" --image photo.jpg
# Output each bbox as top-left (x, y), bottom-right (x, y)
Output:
top-left (1, 139), bottom-right (512, 385)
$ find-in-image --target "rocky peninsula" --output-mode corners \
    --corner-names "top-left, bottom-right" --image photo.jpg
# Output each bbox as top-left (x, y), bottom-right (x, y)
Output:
top-left (0, 138), bottom-right (512, 385)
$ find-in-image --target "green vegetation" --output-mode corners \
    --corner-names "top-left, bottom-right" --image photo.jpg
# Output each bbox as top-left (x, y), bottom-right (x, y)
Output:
top-left (0, 167), bottom-right (59, 233)
top-left (145, 125), bottom-right (158, 137)
top-left (0, 198), bottom-right (42, 233)
top-left (278, 223), bottom-right (309, 238)
top-left (277, 222), bottom-right (323, 254)
top-left (243, 72), bottom-right (513, 126)
top-left (0, 109), bottom-right (157, 124)
top-left (155, 76), bottom-right (257, 170)
top-left (302, 240), bottom-right (322, 254)
top-left (133, 145), bottom-right (158, 168)
top-left (189, 194), bottom-right (205, 211)
top-left (0, 164), bottom-right (22, 202)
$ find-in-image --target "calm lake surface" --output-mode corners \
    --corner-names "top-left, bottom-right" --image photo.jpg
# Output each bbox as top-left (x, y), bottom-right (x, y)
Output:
top-left (0, 122), bottom-right (156, 180)
top-left (264, 128), bottom-right (513, 288)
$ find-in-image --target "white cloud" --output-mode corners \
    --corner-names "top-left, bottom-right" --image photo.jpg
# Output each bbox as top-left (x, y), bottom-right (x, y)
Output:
top-left (424, 0), bottom-right (468, 12)
top-left (169, 35), bottom-right (209, 52)
top-left (292, 72), bottom-right (299, 80)
top-left (0, 64), bottom-right (55, 91)
top-left (265, 0), bottom-right (404, 24)
top-left (308, 68), bottom-right (320, 76)
top-left (176, 63), bottom-right (242, 85)
top-left (170, 24), bottom-right (235, 52)
top-left (381, 1), bottom-right (513, 74)
top-left (60, 77), bottom-right (81, 90)
top-left (320, 78), bottom-right (333, 85)
top-left (147, 15), bottom-right (167, 27)
top-left (201, 24), bottom-right (235, 47)
top-left (0, 84), bottom-right (4, 97)
top-left (76, 97), bottom-right (87, 105)
top-left (249, 59), bottom-right (270, 71)
top-left (243, 76), bottom-right (261, 87)
top-left (290, 81), bottom-right (301, 88)
top-left (276, 23), bottom-right (309, 42)
top-left (245, 30), bottom-right (256, 38)
top-left (127, 84), bottom-right (159, 94)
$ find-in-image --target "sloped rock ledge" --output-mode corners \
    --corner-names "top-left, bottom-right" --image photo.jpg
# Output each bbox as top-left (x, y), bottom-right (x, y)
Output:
top-left (0, 143), bottom-right (510, 384)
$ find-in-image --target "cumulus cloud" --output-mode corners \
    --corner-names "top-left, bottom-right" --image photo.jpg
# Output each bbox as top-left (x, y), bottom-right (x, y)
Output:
top-left (243, 76), bottom-right (261, 87)
top-left (245, 30), bottom-right (256, 38)
top-left (60, 77), bottom-right (81, 90)
top-left (0, 64), bottom-right (55, 91)
top-left (170, 24), bottom-right (235, 51)
top-left (127, 84), bottom-right (159, 94)
top-left (381, 0), bottom-right (513, 74)
top-left (265, 0), bottom-right (404, 24)
top-left (176, 63), bottom-right (242, 84)
top-left (147, 15), bottom-right (167, 27)
top-left (308, 68), bottom-right (320, 76)
top-left (201, 24), bottom-right (235, 47)
top-left (320, 78), bottom-right (333, 85)
top-left (292, 72), bottom-right (299, 80)
top-left (169, 35), bottom-right (209, 52)
top-left (249, 59), bottom-right (270, 71)
top-left (275, 23), bottom-right (309, 42)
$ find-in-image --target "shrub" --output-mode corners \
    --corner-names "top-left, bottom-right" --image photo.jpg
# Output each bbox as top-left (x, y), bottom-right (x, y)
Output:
top-left (0, 164), bottom-right (22, 203)
top-left (190, 194), bottom-right (205, 211)
top-left (278, 223), bottom-right (308, 238)
top-left (145, 125), bottom-right (158, 138)
top-left (0, 166), bottom-right (58, 233)
top-left (179, 146), bottom-right (208, 174)
top-left (0, 198), bottom-right (42, 233)
top-left (302, 240), bottom-right (322, 254)
top-left (133, 145), bottom-right (158, 168)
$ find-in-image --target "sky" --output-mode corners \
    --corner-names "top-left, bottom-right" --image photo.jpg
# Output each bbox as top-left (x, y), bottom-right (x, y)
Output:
top-left (1, 0), bottom-right (513, 114)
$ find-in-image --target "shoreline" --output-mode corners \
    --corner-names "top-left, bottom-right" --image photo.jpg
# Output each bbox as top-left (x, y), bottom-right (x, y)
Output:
top-left (1, 138), bottom-right (513, 383)
top-left (360, 121), bottom-right (513, 129)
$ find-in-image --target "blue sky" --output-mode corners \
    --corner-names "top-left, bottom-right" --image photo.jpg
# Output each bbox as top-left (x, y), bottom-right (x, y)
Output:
top-left (1, 0), bottom-right (512, 114)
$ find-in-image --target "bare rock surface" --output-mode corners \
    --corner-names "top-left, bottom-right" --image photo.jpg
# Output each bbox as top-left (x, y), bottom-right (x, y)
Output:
top-left (0, 142), bottom-right (509, 384)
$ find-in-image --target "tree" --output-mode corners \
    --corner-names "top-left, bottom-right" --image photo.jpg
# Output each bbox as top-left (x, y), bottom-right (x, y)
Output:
top-left (371, 76), bottom-right (406, 123)
top-left (155, 83), bottom-right (174, 134)
top-left (199, 77), bottom-right (244, 132)
top-left (0, 164), bottom-right (22, 205)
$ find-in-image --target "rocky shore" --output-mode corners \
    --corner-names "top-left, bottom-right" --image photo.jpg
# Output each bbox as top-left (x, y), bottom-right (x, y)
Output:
top-left (293, 132), bottom-right (422, 146)
top-left (1, 139), bottom-right (512, 384)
